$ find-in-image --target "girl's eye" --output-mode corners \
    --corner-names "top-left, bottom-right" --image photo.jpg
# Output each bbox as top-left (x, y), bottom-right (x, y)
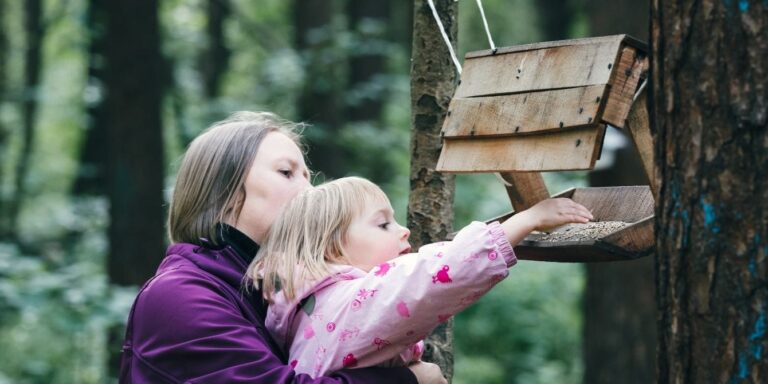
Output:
top-left (279, 169), bottom-right (292, 178)
top-left (378, 222), bottom-right (390, 230)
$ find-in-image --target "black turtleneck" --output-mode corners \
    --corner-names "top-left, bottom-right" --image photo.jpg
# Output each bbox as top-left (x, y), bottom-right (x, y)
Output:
top-left (215, 223), bottom-right (261, 265)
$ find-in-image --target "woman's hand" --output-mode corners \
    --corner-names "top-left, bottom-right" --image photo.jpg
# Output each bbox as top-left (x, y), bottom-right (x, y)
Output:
top-left (502, 198), bottom-right (593, 246)
top-left (408, 361), bottom-right (447, 384)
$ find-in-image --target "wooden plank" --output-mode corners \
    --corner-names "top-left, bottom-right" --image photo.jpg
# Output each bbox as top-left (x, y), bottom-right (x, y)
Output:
top-left (602, 47), bottom-right (648, 128)
top-left (625, 87), bottom-right (658, 198)
top-left (602, 215), bottom-right (654, 253)
top-left (499, 172), bottom-right (549, 211)
top-left (570, 186), bottom-right (654, 222)
top-left (442, 85), bottom-right (607, 138)
top-left (465, 34), bottom-right (644, 59)
top-left (455, 37), bottom-right (623, 98)
top-left (436, 125), bottom-right (606, 172)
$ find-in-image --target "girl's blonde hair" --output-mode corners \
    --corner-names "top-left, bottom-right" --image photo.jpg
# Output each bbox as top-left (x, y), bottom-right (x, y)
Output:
top-left (248, 176), bottom-right (389, 302)
top-left (168, 111), bottom-right (303, 245)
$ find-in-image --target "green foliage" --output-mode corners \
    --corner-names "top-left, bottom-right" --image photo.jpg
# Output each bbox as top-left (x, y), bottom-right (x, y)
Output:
top-left (0, 243), bottom-right (136, 384)
top-left (454, 262), bottom-right (585, 384)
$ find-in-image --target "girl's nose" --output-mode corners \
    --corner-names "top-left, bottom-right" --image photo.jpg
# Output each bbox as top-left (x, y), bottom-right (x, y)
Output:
top-left (400, 225), bottom-right (411, 240)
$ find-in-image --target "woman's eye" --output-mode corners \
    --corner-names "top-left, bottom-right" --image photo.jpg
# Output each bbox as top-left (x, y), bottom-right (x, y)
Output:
top-left (378, 222), bottom-right (390, 230)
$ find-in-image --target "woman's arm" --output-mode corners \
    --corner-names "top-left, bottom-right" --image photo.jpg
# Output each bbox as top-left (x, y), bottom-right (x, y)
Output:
top-left (123, 266), bottom-right (418, 384)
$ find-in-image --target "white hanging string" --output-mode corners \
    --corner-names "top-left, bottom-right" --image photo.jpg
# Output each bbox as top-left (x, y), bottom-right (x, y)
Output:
top-left (426, 0), bottom-right (462, 74)
top-left (475, 0), bottom-right (496, 52)
top-left (633, 78), bottom-right (648, 102)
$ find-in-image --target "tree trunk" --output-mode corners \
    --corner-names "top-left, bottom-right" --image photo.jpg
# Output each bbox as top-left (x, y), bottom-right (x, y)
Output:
top-left (345, 0), bottom-right (393, 184)
top-left (409, 0), bottom-right (458, 380)
top-left (201, 0), bottom-right (230, 100)
top-left (534, 0), bottom-right (574, 41)
top-left (294, 0), bottom-right (345, 179)
top-left (73, 0), bottom-right (108, 196)
top-left (582, 1), bottom-right (656, 383)
top-left (0, 0), bottom-right (10, 238)
top-left (586, 145), bottom-right (655, 384)
top-left (103, 0), bottom-right (165, 286)
top-left (10, 0), bottom-right (43, 240)
top-left (651, 1), bottom-right (767, 382)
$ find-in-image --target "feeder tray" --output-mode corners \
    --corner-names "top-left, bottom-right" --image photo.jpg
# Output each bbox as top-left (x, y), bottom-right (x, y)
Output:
top-left (437, 35), bottom-right (656, 262)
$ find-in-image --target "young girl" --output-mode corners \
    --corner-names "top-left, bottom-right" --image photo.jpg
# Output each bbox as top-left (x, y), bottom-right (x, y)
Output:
top-left (248, 177), bottom-right (592, 377)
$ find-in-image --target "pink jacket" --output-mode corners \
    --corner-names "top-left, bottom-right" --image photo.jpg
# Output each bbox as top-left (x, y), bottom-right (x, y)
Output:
top-left (266, 221), bottom-right (517, 378)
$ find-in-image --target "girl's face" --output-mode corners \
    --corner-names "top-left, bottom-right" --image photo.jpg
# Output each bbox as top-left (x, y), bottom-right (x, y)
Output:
top-left (342, 198), bottom-right (412, 272)
top-left (234, 132), bottom-right (311, 244)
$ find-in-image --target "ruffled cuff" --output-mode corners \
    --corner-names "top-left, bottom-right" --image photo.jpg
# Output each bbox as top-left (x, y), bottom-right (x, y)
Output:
top-left (488, 221), bottom-right (517, 267)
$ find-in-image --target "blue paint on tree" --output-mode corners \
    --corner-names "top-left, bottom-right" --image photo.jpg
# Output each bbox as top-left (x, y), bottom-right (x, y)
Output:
top-left (701, 199), bottom-right (721, 234)
top-left (739, 0), bottom-right (749, 11)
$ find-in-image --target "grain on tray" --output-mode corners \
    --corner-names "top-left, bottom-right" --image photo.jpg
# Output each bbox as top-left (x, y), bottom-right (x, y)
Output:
top-left (536, 221), bottom-right (629, 242)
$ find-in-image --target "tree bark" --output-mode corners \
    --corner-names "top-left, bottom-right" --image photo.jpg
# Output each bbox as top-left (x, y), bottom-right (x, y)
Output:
top-left (294, 0), bottom-right (345, 179)
top-left (10, 0), bottom-right (44, 240)
top-left (103, 0), bottom-right (165, 286)
top-left (73, 0), bottom-right (108, 196)
top-left (651, 1), bottom-right (767, 382)
top-left (409, 0), bottom-right (458, 380)
top-left (582, 1), bottom-right (656, 383)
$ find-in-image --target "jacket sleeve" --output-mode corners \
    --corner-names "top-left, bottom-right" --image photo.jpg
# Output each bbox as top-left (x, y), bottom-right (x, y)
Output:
top-left (282, 221), bottom-right (516, 376)
top-left (122, 265), bottom-right (417, 384)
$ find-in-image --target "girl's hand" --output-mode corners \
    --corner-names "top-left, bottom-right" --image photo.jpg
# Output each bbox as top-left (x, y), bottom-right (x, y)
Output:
top-left (524, 198), bottom-right (593, 231)
top-left (408, 361), bottom-right (447, 384)
top-left (502, 198), bottom-right (593, 246)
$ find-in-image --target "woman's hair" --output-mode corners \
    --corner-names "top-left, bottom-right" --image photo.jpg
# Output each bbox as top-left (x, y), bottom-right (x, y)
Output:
top-left (248, 176), bottom-right (389, 302)
top-left (168, 111), bottom-right (304, 245)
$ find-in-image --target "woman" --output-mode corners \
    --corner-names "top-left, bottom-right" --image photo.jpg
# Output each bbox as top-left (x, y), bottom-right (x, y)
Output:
top-left (119, 112), bottom-right (445, 383)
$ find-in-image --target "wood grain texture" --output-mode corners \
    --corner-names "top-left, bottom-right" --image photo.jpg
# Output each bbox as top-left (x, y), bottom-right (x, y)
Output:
top-left (625, 87), bottom-right (657, 197)
top-left (442, 85), bottom-right (607, 137)
top-left (455, 37), bottom-right (622, 98)
top-left (602, 216), bottom-right (654, 252)
top-left (436, 125), bottom-right (606, 172)
top-left (570, 185), bottom-right (654, 222)
top-left (499, 172), bottom-right (549, 211)
top-left (602, 46), bottom-right (648, 128)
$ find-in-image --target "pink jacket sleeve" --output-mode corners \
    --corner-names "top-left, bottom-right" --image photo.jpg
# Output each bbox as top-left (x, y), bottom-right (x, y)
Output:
top-left (267, 221), bottom-right (516, 377)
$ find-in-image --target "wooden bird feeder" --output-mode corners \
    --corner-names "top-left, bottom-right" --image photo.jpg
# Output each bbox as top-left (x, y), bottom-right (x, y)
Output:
top-left (437, 35), bottom-right (656, 262)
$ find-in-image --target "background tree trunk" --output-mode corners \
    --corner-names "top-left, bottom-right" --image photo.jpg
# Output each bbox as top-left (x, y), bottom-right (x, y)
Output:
top-left (0, 0), bottom-right (10, 238)
top-left (73, 0), bottom-right (108, 196)
top-left (344, 0), bottom-right (393, 184)
top-left (582, 1), bottom-right (656, 383)
top-left (409, 0), bottom-right (458, 380)
top-left (201, 0), bottom-right (230, 101)
top-left (10, 0), bottom-right (44, 241)
top-left (534, 0), bottom-right (574, 41)
top-left (294, 0), bottom-right (345, 179)
top-left (651, 1), bottom-right (767, 382)
top-left (103, 1), bottom-right (165, 286)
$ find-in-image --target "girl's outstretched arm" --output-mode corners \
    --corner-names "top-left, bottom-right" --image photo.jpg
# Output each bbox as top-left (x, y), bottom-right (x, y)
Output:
top-left (502, 198), bottom-right (593, 245)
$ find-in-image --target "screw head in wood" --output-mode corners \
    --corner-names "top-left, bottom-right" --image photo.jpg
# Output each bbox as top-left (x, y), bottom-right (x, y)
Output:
top-left (595, 96), bottom-right (601, 103)
top-left (515, 126), bottom-right (520, 132)
top-left (579, 107), bottom-right (583, 114)
top-left (559, 121), bottom-right (564, 128)
top-left (588, 117), bottom-right (593, 123)
top-left (608, 63), bottom-right (612, 69)
top-left (576, 139), bottom-right (582, 147)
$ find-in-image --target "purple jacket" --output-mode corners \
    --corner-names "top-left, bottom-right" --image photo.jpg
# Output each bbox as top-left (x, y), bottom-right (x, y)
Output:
top-left (119, 225), bottom-right (417, 383)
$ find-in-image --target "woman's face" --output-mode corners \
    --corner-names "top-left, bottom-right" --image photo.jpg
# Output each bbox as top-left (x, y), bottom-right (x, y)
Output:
top-left (234, 131), bottom-right (311, 244)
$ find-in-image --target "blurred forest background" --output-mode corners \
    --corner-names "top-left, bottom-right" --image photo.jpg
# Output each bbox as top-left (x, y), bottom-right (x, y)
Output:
top-left (0, 0), bottom-right (652, 383)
